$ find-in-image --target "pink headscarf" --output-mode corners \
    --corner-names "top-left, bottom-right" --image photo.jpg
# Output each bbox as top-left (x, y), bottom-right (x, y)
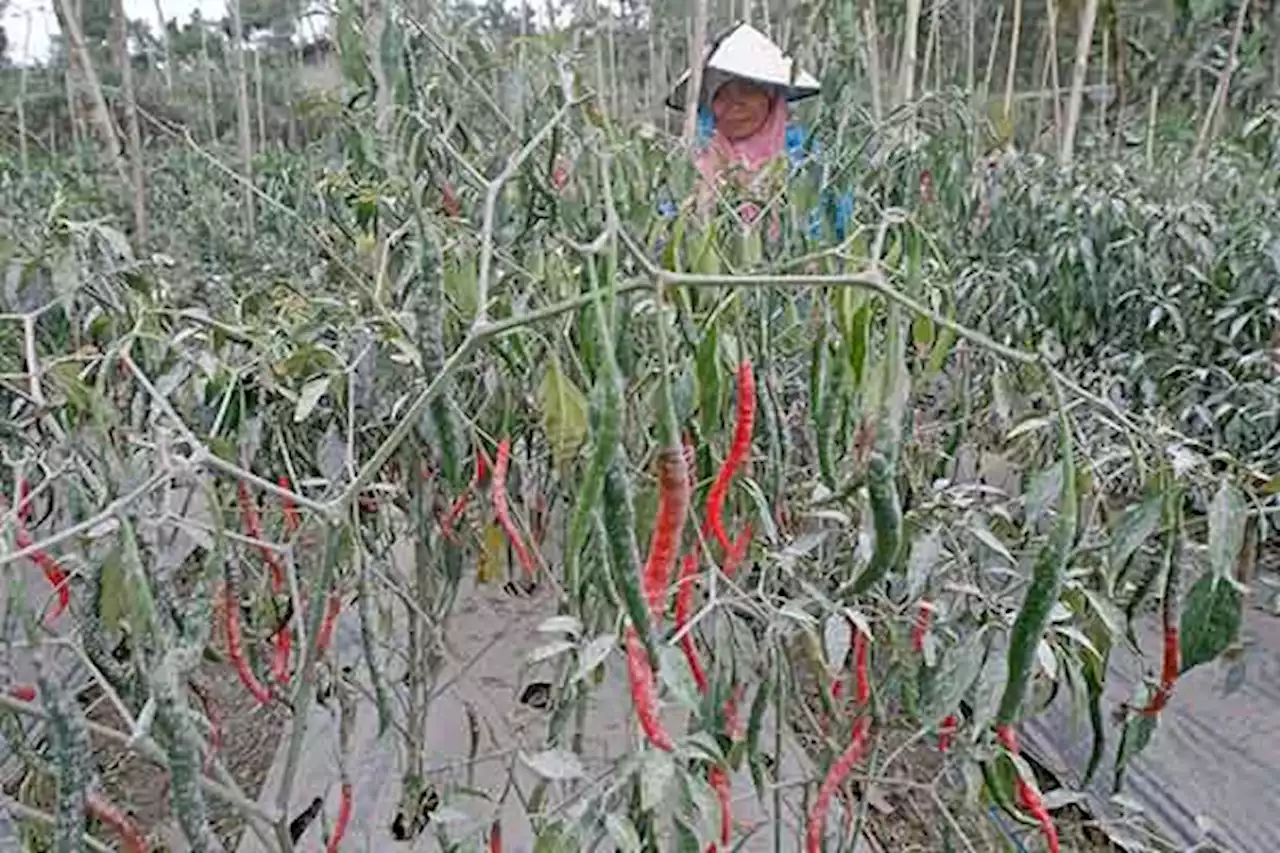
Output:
top-left (695, 87), bottom-right (789, 189)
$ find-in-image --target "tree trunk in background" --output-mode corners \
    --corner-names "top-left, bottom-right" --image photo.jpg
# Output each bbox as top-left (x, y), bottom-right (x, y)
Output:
top-left (152, 0), bottom-right (175, 93)
top-left (110, 0), bottom-right (149, 246)
top-left (683, 0), bottom-right (710, 143)
top-left (1193, 0), bottom-right (1251, 159)
top-left (202, 25), bottom-right (218, 142)
top-left (54, 0), bottom-right (129, 187)
top-left (922, 0), bottom-right (943, 93)
top-left (17, 15), bottom-right (31, 177)
top-left (1046, 0), bottom-right (1062, 147)
top-left (228, 0), bottom-right (257, 239)
top-left (1060, 0), bottom-right (1099, 165)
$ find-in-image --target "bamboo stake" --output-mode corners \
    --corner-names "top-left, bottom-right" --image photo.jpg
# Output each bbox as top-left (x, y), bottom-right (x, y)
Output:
top-left (110, 0), bottom-right (149, 246)
top-left (1060, 0), bottom-right (1099, 165)
top-left (152, 0), bottom-right (175, 93)
top-left (54, 0), bottom-right (128, 187)
top-left (1192, 0), bottom-right (1251, 159)
top-left (683, 0), bottom-right (710, 143)
top-left (864, 0), bottom-right (885, 123)
top-left (201, 25), bottom-right (218, 142)
top-left (254, 49), bottom-right (267, 151)
top-left (1003, 0), bottom-right (1024, 129)
top-left (228, 0), bottom-right (256, 239)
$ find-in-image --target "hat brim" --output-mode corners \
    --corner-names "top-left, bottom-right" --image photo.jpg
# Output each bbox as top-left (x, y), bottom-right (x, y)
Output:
top-left (665, 22), bottom-right (821, 112)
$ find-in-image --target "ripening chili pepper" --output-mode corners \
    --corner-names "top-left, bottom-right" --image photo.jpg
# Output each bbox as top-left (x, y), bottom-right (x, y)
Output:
top-left (912, 601), bottom-right (935, 653)
top-left (704, 361), bottom-right (755, 553)
top-left (279, 477), bottom-right (302, 534)
top-left (642, 447), bottom-right (691, 625)
top-left (87, 790), bottom-right (148, 853)
top-left (315, 591), bottom-right (343, 657)
top-left (223, 563), bottom-right (271, 706)
top-left (1141, 522), bottom-right (1181, 716)
top-left (723, 683), bottom-right (746, 740)
top-left (938, 714), bottom-right (958, 753)
top-left (624, 625), bottom-right (674, 751)
top-left (853, 626), bottom-right (870, 707)
top-left (805, 716), bottom-right (871, 853)
top-left (441, 449), bottom-right (488, 541)
top-left (442, 183), bottom-right (462, 218)
top-left (995, 724), bottom-right (1059, 853)
top-left (709, 764), bottom-right (732, 846)
top-left (7, 684), bottom-right (36, 702)
top-left (488, 819), bottom-right (502, 853)
top-left (674, 554), bottom-right (709, 694)
top-left (492, 439), bottom-right (536, 579)
top-left (325, 782), bottom-right (353, 853)
top-left (551, 162), bottom-right (569, 191)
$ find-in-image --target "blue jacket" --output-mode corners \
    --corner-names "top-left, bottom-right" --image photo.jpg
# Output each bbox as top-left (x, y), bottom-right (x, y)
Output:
top-left (679, 106), bottom-right (854, 241)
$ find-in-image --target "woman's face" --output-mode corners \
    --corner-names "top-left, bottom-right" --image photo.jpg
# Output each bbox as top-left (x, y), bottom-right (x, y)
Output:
top-left (712, 79), bottom-right (774, 141)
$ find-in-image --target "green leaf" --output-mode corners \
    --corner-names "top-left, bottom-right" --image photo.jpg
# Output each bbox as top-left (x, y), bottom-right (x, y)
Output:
top-left (604, 813), bottom-right (642, 853)
top-left (1179, 574), bottom-right (1242, 674)
top-left (1108, 492), bottom-right (1163, 587)
top-left (641, 749), bottom-right (675, 813)
top-left (294, 376), bottom-right (330, 423)
top-left (1114, 713), bottom-right (1157, 792)
top-left (539, 357), bottom-right (589, 470)
top-left (1207, 480), bottom-right (1245, 580)
top-left (922, 625), bottom-right (990, 726)
top-left (521, 748), bottom-right (585, 781)
top-left (97, 547), bottom-right (129, 633)
top-left (696, 325), bottom-right (721, 439)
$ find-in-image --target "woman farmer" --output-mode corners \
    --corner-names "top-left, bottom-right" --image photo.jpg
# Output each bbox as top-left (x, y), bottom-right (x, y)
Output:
top-left (667, 23), bottom-right (852, 242)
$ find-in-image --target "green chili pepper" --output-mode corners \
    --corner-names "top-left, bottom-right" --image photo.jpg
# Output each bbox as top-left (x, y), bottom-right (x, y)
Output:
top-left (995, 415), bottom-right (1077, 726)
top-left (848, 452), bottom-right (903, 595)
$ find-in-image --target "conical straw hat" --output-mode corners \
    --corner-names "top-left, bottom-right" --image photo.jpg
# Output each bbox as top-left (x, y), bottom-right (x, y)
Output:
top-left (666, 22), bottom-right (821, 111)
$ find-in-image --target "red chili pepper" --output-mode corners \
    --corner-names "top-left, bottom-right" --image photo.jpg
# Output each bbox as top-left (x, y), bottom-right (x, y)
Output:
top-left (911, 601), bottom-right (935, 653)
top-left (724, 683), bottom-right (746, 741)
top-left (13, 480), bottom-right (70, 620)
top-left (87, 790), bottom-right (148, 853)
top-left (551, 162), bottom-right (569, 191)
top-left (642, 447), bottom-right (691, 625)
top-left (492, 439), bottom-right (536, 579)
top-left (995, 724), bottom-right (1060, 853)
top-left (709, 764), bottom-right (732, 846)
top-left (315, 592), bottom-right (343, 657)
top-left (624, 625), bottom-right (674, 751)
top-left (720, 525), bottom-right (752, 579)
top-left (7, 684), bottom-right (36, 702)
top-left (237, 481), bottom-right (287, 590)
top-left (14, 528), bottom-right (70, 620)
top-left (271, 626), bottom-right (292, 686)
top-left (704, 362), bottom-right (755, 553)
top-left (938, 714), bottom-right (958, 752)
top-left (325, 782), bottom-right (352, 853)
top-left (488, 819), bottom-right (502, 853)
top-left (279, 477), bottom-right (302, 534)
top-left (441, 449), bottom-right (487, 541)
top-left (223, 577), bottom-right (271, 706)
top-left (674, 554), bottom-right (709, 694)
top-left (1141, 576), bottom-right (1181, 716)
top-left (853, 626), bottom-right (870, 707)
top-left (805, 716), bottom-right (871, 853)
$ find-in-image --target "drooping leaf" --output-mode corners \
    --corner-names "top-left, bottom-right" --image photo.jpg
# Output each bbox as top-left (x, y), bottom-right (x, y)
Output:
top-left (641, 749), bottom-right (675, 812)
top-left (521, 748), bottom-right (585, 780)
top-left (922, 625), bottom-right (990, 726)
top-left (477, 522), bottom-right (506, 584)
top-left (604, 813), bottom-right (642, 853)
top-left (1108, 492), bottom-right (1164, 587)
top-left (823, 612), bottom-right (852, 671)
top-left (294, 376), bottom-right (330, 423)
top-left (1179, 574), bottom-right (1243, 674)
top-left (1114, 713), bottom-right (1157, 793)
top-left (539, 358), bottom-right (589, 470)
top-left (1207, 480), bottom-right (1245, 580)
